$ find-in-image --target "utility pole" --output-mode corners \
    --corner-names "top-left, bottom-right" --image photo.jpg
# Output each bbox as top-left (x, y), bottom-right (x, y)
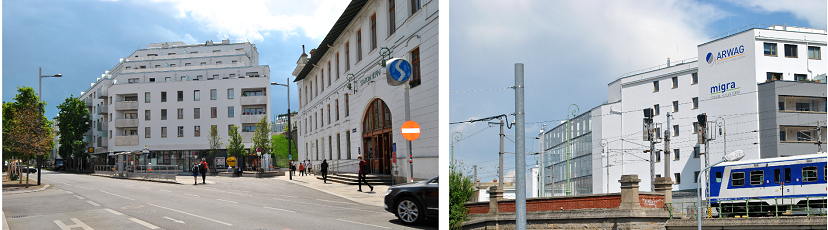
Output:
top-left (566, 104), bottom-right (579, 196)
top-left (539, 124), bottom-right (545, 197)
top-left (514, 63), bottom-right (526, 230)
top-left (643, 108), bottom-right (658, 191)
top-left (815, 120), bottom-right (823, 152)
top-left (474, 165), bottom-right (478, 188)
top-left (664, 112), bottom-right (671, 181)
top-left (489, 118), bottom-right (505, 188)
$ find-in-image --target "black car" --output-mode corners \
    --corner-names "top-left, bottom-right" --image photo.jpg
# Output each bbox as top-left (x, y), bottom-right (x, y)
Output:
top-left (384, 176), bottom-right (438, 224)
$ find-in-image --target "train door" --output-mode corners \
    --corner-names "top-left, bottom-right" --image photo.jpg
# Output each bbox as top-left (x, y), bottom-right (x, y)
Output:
top-left (782, 166), bottom-right (793, 201)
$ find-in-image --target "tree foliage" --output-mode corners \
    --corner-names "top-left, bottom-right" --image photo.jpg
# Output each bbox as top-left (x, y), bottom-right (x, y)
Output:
top-left (252, 116), bottom-right (271, 157)
top-left (226, 125), bottom-right (245, 159)
top-left (55, 96), bottom-right (91, 163)
top-left (2, 87), bottom-right (55, 187)
top-left (207, 125), bottom-right (222, 158)
top-left (270, 134), bottom-right (298, 166)
top-left (450, 161), bottom-right (475, 229)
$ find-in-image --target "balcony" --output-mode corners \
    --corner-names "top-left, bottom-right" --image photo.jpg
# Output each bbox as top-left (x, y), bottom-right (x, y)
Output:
top-left (96, 87), bottom-right (108, 99)
top-left (114, 136), bottom-right (139, 146)
top-left (115, 101), bottom-right (139, 110)
top-left (241, 132), bottom-right (254, 142)
top-left (97, 129), bottom-right (108, 138)
top-left (240, 95), bottom-right (267, 105)
top-left (121, 62), bottom-right (248, 74)
top-left (240, 114), bottom-right (267, 123)
top-left (125, 50), bottom-right (245, 62)
top-left (97, 105), bottom-right (108, 115)
top-left (95, 147), bottom-right (108, 154)
top-left (97, 123), bottom-right (108, 131)
top-left (115, 119), bottom-right (139, 128)
top-left (85, 98), bottom-right (93, 107)
top-left (97, 139), bottom-right (108, 148)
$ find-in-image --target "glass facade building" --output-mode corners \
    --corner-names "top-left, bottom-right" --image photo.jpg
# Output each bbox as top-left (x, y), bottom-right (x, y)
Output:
top-left (542, 110), bottom-right (593, 196)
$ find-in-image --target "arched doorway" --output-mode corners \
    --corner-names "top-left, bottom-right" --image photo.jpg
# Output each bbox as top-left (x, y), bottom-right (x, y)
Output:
top-left (362, 98), bottom-right (393, 175)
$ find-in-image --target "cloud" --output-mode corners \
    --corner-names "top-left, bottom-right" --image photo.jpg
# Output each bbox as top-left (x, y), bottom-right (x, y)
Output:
top-left (726, 0), bottom-right (827, 28)
top-left (158, 0), bottom-right (351, 42)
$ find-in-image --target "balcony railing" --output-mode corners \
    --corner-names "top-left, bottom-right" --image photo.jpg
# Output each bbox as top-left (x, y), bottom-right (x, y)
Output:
top-left (115, 101), bottom-right (139, 110)
top-left (241, 132), bottom-right (254, 142)
top-left (85, 98), bottom-right (93, 107)
top-left (115, 119), bottom-right (139, 128)
top-left (97, 87), bottom-right (108, 99)
top-left (241, 114), bottom-right (267, 123)
top-left (125, 50), bottom-right (246, 62)
top-left (97, 123), bottom-right (108, 131)
top-left (97, 106), bottom-right (108, 115)
top-left (114, 135), bottom-right (139, 146)
top-left (240, 95), bottom-right (267, 105)
top-left (97, 139), bottom-right (108, 147)
top-left (98, 129), bottom-right (108, 138)
top-left (121, 62), bottom-right (248, 74)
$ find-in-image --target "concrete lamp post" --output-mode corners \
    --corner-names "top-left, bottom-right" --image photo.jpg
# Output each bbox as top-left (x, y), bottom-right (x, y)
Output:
top-left (38, 67), bottom-right (62, 185)
top-left (697, 149), bottom-right (744, 230)
top-left (271, 79), bottom-right (291, 180)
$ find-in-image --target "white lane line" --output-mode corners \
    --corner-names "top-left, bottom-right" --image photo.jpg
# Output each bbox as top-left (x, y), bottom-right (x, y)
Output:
top-left (216, 199), bottom-right (238, 204)
top-left (272, 198), bottom-right (385, 214)
top-left (64, 191), bottom-right (74, 194)
top-left (184, 193), bottom-right (200, 197)
top-left (104, 208), bottom-right (124, 216)
top-left (337, 219), bottom-right (391, 229)
top-left (99, 190), bottom-right (135, 200)
top-left (129, 218), bottom-right (160, 229)
top-left (54, 218), bottom-right (93, 230)
top-left (147, 203), bottom-right (232, 226)
top-left (163, 216), bottom-right (185, 224)
top-left (263, 206), bottom-right (296, 213)
top-left (159, 190), bottom-right (171, 192)
top-left (74, 195), bottom-right (86, 200)
top-left (273, 194), bottom-right (297, 198)
top-left (75, 186), bottom-right (91, 190)
top-left (316, 199), bottom-right (355, 204)
top-left (86, 201), bottom-right (101, 207)
top-left (200, 188), bottom-right (252, 196)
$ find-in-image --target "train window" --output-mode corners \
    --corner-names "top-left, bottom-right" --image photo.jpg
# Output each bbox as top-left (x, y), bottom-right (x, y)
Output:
top-left (824, 165), bottom-right (826, 181)
top-left (732, 172), bottom-right (745, 186)
top-left (715, 172), bottom-right (722, 183)
top-left (784, 168), bottom-right (791, 183)
top-left (750, 170), bottom-right (764, 185)
top-left (803, 166), bottom-right (818, 182)
top-left (774, 169), bottom-right (780, 184)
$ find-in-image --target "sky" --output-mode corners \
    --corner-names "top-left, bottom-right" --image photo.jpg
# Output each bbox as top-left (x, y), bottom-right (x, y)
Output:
top-left (448, 0), bottom-right (827, 187)
top-left (2, 0), bottom-right (351, 122)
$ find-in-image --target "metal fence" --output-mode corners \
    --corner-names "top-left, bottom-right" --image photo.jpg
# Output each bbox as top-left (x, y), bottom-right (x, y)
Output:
top-left (667, 196), bottom-right (827, 219)
top-left (92, 164), bottom-right (178, 183)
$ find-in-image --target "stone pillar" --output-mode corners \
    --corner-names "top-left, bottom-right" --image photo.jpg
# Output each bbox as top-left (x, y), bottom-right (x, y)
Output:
top-left (488, 186), bottom-right (504, 215)
top-left (653, 177), bottom-right (673, 206)
top-left (619, 174), bottom-right (641, 209)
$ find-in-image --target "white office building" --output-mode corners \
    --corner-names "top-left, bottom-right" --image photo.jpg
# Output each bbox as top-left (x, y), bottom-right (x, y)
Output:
top-left (78, 40), bottom-right (271, 171)
top-left (292, 0), bottom-right (439, 181)
top-left (538, 25), bottom-right (826, 198)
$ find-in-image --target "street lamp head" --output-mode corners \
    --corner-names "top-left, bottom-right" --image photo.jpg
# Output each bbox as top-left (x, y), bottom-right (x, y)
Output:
top-left (723, 149), bottom-right (744, 162)
top-left (54, 74), bottom-right (62, 77)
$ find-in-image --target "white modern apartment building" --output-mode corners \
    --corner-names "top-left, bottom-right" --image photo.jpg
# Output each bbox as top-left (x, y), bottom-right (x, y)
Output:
top-left (292, 0), bottom-right (438, 182)
top-left (538, 25), bottom-right (826, 198)
top-left (78, 40), bottom-right (271, 171)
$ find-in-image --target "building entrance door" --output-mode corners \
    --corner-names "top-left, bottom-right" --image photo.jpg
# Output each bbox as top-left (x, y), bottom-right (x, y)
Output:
top-left (362, 99), bottom-right (393, 175)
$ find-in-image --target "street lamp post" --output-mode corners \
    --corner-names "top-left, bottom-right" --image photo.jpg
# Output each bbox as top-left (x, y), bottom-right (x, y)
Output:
top-left (142, 145), bottom-right (149, 175)
top-left (566, 104), bottom-right (579, 196)
top-left (271, 79), bottom-right (291, 180)
top-left (697, 150), bottom-right (744, 230)
top-left (38, 67), bottom-right (62, 185)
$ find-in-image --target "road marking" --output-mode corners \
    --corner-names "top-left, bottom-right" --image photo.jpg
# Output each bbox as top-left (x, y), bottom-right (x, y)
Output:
top-left (163, 216), bottom-right (186, 224)
top-left (86, 201), bottom-right (101, 207)
top-left (129, 218), bottom-right (160, 229)
top-left (54, 218), bottom-right (94, 230)
top-left (184, 193), bottom-right (200, 197)
top-left (75, 186), bottom-right (91, 190)
top-left (119, 205), bottom-right (145, 210)
top-left (199, 188), bottom-right (252, 196)
top-left (74, 195), bottom-right (86, 200)
top-left (147, 203), bottom-right (232, 226)
top-left (316, 199), bottom-right (355, 205)
top-left (337, 219), bottom-right (391, 229)
top-left (273, 194), bottom-right (297, 198)
top-left (64, 191), bottom-right (74, 194)
top-left (263, 206), bottom-right (296, 213)
top-left (272, 198), bottom-right (385, 214)
top-left (159, 190), bottom-right (171, 192)
top-left (140, 187), bottom-right (150, 189)
top-left (99, 190), bottom-right (135, 200)
top-left (217, 199), bottom-right (238, 204)
top-left (104, 209), bottom-right (124, 216)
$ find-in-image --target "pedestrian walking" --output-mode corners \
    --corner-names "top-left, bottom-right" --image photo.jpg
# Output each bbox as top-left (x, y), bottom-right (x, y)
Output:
top-left (199, 158), bottom-right (209, 184)
top-left (191, 163), bottom-right (199, 185)
top-left (307, 160), bottom-right (313, 176)
top-left (321, 159), bottom-right (328, 183)
top-left (299, 162), bottom-right (305, 176)
top-left (357, 155), bottom-right (373, 192)
top-left (289, 160), bottom-right (295, 177)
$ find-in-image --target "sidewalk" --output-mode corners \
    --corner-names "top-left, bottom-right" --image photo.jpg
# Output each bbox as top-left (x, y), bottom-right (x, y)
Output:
top-left (2, 173), bottom-right (50, 195)
top-left (277, 173), bottom-right (388, 207)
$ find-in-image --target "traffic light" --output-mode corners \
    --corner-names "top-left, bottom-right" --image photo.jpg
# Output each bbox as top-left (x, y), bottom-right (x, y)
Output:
top-left (697, 113), bottom-right (707, 127)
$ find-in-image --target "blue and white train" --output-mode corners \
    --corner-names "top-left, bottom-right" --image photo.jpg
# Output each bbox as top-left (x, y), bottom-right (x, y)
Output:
top-left (709, 152), bottom-right (827, 215)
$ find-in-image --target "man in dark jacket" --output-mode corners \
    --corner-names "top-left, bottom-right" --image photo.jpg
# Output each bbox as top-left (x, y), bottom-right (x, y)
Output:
top-left (321, 159), bottom-right (329, 183)
top-left (357, 155), bottom-right (372, 192)
top-left (199, 158), bottom-right (209, 184)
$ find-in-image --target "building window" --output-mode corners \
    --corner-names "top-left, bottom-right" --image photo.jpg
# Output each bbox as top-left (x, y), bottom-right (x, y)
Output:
top-left (672, 77), bottom-right (678, 88)
top-left (178, 126), bottom-right (184, 137)
top-left (794, 74), bottom-right (807, 81)
top-left (161, 109), bottom-right (167, 120)
top-left (346, 131), bottom-right (351, 159)
top-left (674, 173), bottom-right (681, 184)
top-left (691, 73), bottom-right (698, 85)
top-left (356, 30), bottom-right (363, 62)
top-left (345, 94), bottom-right (350, 117)
top-left (673, 125), bottom-right (679, 136)
top-left (693, 146), bottom-right (700, 158)
top-left (194, 108), bottom-right (200, 119)
top-left (370, 14), bottom-right (377, 51)
top-left (655, 151), bottom-right (661, 162)
top-left (161, 127), bottom-right (167, 138)
top-left (145, 92), bottom-right (151, 103)
top-left (228, 125), bottom-right (233, 136)
top-left (211, 89), bottom-right (217, 100)
top-left (674, 149), bottom-right (680, 161)
top-left (784, 44), bottom-right (797, 58)
top-left (808, 46), bottom-right (821, 60)
top-left (145, 127), bottom-right (151, 138)
top-left (653, 104), bottom-right (660, 116)
top-left (161, 92), bottom-right (167, 102)
top-left (692, 97), bottom-right (698, 109)
top-left (693, 122), bottom-right (699, 133)
top-left (764, 43), bottom-right (777, 56)
top-left (654, 127), bottom-right (661, 139)
top-left (731, 172), bottom-right (744, 186)
top-left (177, 91), bottom-right (183, 101)
top-left (228, 106), bottom-right (234, 117)
top-left (320, 72), bottom-right (324, 92)
top-left (388, 0), bottom-right (396, 36)
top-left (228, 88), bottom-right (234, 99)
top-left (672, 101), bottom-right (679, 112)
top-left (327, 62), bottom-right (332, 86)
top-left (229, 74), bottom-right (235, 78)
top-left (653, 81), bottom-right (659, 92)
top-left (780, 131), bottom-right (786, 141)
top-left (778, 96), bottom-right (827, 112)
top-left (767, 72), bottom-right (782, 81)
top-left (694, 171), bottom-right (701, 184)
top-left (335, 99), bottom-right (340, 120)
top-left (145, 110), bottom-right (151, 121)
top-left (411, 0), bottom-right (421, 14)
top-left (410, 47), bottom-right (421, 87)
top-left (336, 52), bottom-right (340, 79)
top-left (194, 126), bottom-right (201, 137)
top-left (194, 90), bottom-right (200, 101)
top-left (211, 107), bottom-right (217, 118)
top-left (345, 42), bottom-right (350, 72)
top-left (327, 104), bottom-right (331, 124)
top-left (780, 126), bottom-right (827, 142)
top-left (177, 108), bottom-right (183, 119)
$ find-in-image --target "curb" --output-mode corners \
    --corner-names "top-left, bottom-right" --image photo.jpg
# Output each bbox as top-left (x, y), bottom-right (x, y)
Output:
top-left (2, 184), bottom-right (51, 195)
top-left (278, 177), bottom-right (384, 208)
top-left (2, 210), bottom-right (8, 230)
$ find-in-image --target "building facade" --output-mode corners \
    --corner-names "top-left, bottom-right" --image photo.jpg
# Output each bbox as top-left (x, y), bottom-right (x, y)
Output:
top-left (292, 0), bottom-right (439, 182)
top-left (77, 40), bottom-right (271, 171)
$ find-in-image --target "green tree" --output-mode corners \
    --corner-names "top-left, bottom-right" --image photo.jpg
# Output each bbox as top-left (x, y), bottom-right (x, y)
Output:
top-left (55, 96), bottom-right (92, 168)
top-left (270, 134), bottom-right (298, 167)
top-left (226, 125), bottom-right (245, 160)
top-left (207, 125), bottom-right (222, 159)
top-left (2, 87), bottom-right (55, 187)
top-left (450, 161), bottom-right (475, 229)
top-left (252, 116), bottom-right (271, 160)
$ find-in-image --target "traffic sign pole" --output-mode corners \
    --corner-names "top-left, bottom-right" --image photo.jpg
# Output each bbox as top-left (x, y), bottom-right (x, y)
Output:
top-left (405, 84), bottom-right (413, 182)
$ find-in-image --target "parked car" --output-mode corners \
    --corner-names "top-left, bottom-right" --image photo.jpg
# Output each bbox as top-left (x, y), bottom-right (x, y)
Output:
top-left (24, 167), bottom-right (37, 173)
top-left (384, 176), bottom-right (438, 224)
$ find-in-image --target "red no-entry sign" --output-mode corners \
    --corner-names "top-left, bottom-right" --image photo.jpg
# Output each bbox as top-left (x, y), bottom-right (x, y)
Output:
top-left (401, 121), bottom-right (421, 141)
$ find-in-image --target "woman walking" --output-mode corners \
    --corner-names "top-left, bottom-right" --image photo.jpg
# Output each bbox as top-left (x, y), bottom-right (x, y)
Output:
top-left (191, 163), bottom-right (199, 185)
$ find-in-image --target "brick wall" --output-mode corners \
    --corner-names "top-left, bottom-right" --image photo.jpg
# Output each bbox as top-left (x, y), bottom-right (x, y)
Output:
top-left (466, 203), bottom-right (489, 214)
top-left (466, 192), bottom-right (665, 214)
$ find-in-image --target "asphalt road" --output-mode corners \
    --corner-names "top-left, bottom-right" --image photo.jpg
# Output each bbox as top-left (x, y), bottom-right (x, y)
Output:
top-left (3, 170), bottom-right (437, 230)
